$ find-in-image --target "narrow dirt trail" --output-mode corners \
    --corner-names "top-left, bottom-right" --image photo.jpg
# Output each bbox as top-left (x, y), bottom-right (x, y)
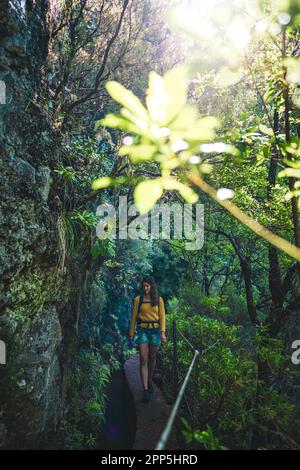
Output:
top-left (124, 353), bottom-right (179, 450)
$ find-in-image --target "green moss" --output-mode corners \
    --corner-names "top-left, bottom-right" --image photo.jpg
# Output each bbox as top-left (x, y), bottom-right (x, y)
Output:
top-left (7, 266), bottom-right (71, 327)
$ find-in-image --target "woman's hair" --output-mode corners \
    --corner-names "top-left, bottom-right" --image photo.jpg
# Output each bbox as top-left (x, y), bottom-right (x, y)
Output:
top-left (140, 277), bottom-right (159, 306)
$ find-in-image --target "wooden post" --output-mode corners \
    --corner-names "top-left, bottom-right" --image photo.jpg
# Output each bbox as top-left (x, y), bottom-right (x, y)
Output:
top-left (172, 320), bottom-right (178, 401)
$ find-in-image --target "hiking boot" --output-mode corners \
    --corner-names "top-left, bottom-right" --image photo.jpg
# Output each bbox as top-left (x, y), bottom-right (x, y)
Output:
top-left (148, 380), bottom-right (154, 394)
top-left (141, 389), bottom-right (151, 403)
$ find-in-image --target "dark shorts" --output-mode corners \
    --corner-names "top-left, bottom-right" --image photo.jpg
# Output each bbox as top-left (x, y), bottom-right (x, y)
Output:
top-left (136, 326), bottom-right (161, 346)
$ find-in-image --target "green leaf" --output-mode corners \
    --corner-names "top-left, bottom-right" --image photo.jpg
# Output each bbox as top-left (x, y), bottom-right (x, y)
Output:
top-left (134, 179), bottom-right (163, 214)
top-left (91, 242), bottom-right (105, 259)
top-left (161, 177), bottom-right (199, 203)
top-left (146, 66), bottom-right (188, 126)
top-left (213, 66), bottom-right (242, 88)
top-left (98, 114), bottom-right (142, 134)
top-left (259, 124), bottom-right (274, 136)
top-left (177, 183), bottom-right (199, 203)
top-left (282, 157), bottom-right (300, 168)
top-left (283, 57), bottom-right (300, 85)
top-left (120, 108), bottom-right (152, 138)
top-left (107, 244), bottom-right (116, 256)
top-left (91, 177), bottom-right (112, 190)
top-left (119, 144), bottom-right (157, 162)
top-left (278, 168), bottom-right (300, 178)
top-left (180, 117), bottom-right (219, 141)
top-left (169, 104), bottom-right (199, 131)
top-left (105, 81), bottom-right (148, 121)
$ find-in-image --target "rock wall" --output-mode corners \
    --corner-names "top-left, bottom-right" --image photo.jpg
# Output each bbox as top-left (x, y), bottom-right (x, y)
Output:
top-left (0, 1), bottom-right (99, 449)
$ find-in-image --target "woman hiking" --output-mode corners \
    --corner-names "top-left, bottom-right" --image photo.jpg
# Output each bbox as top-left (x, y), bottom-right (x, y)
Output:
top-left (128, 278), bottom-right (167, 403)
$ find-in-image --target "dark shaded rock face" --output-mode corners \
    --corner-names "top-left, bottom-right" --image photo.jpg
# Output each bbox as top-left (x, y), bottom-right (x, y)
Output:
top-left (0, 1), bottom-right (92, 449)
top-left (3, 305), bottom-right (63, 448)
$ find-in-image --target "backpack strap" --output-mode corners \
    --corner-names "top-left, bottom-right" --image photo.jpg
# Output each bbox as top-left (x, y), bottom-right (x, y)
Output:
top-left (136, 295), bottom-right (160, 328)
top-left (137, 294), bottom-right (154, 315)
top-left (137, 295), bottom-right (143, 315)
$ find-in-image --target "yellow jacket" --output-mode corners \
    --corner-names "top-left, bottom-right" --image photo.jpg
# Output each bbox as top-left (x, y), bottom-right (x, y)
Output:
top-left (129, 295), bottom-right (166, 336)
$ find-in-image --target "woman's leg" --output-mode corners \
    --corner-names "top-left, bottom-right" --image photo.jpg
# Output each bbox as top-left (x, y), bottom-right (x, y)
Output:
top-left (139, 343), bottom-right (149, 390)
top-left (148, 344), bottom-right (159, 384)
